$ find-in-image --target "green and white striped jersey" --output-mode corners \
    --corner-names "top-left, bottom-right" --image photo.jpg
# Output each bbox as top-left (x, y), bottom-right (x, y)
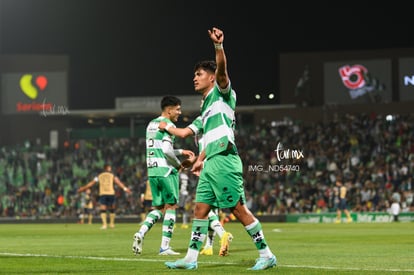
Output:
top-left (146, 116), bottom-right (177, 177)
top-left (200, 83), bottom-right (236, 159)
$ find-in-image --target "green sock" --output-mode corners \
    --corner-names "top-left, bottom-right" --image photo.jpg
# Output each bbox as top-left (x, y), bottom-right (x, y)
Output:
top-left (188, 219), bottom-right (209, 252)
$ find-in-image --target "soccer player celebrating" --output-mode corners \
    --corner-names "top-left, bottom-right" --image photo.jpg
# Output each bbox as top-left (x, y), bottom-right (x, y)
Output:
top-left (165, 27), bottom-right (277, 271)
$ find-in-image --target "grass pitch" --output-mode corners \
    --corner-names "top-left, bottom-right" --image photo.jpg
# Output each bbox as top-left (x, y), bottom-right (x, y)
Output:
top-left (0, 221), bottom-right (413, 274)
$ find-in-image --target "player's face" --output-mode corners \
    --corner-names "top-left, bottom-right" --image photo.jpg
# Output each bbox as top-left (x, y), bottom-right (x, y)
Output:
top-left (167, 105), bottom-right (182, 122)
top-left (193, 69), bottom-right (215, 94)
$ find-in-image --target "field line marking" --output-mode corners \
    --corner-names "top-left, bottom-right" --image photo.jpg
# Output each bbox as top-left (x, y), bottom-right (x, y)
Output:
top-left (1, 252), bottom-right (414, 272)
top-left (0, 252), bottom-right (236, 265)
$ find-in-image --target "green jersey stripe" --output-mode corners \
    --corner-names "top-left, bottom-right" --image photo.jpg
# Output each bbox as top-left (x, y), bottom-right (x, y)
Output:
top-left (146, 116), bottom-right (177, 177)
top-left (200, 84), bottom-right (237, 158)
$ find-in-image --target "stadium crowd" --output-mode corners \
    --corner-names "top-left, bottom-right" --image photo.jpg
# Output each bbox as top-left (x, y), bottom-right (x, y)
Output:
top-left (0, 113), bottom-right (413, 219)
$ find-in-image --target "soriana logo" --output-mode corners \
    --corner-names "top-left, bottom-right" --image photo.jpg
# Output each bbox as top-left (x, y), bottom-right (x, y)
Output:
top-left (17, 74), bottom-right (53, 112)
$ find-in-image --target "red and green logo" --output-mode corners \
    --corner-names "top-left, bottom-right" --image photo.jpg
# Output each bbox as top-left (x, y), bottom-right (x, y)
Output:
top-left (19, 74), bottom-right (48, 99)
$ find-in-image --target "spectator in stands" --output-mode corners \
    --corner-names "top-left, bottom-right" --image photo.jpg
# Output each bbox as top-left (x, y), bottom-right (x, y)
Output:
top-left (0, 113), bottom-right (414, 222)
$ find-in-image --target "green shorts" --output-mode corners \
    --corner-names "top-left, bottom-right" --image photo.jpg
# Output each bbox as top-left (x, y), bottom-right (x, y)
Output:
top-left (195, 152), bottom-right (245, 209)
top-left (149, 170), bottom-right (179, 207)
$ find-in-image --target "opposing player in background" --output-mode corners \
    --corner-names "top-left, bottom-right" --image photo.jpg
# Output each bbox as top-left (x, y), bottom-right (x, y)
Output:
top-left (334, 176), bottom-right (353, 223)
top-left (77, 164), bottom-right (131, 229)
top-left (132, 96), bottom-right (196, 256)
top-left (78, 188), bottom-right (94, 224)
top-left (165, 27), bottom-right (276, 270)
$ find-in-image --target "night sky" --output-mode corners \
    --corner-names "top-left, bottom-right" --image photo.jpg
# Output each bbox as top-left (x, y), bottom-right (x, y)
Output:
top-left (1, 1), bottom-right (412, 109)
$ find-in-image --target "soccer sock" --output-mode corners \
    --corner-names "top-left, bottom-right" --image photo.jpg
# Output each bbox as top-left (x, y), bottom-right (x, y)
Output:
top-left (183, 212), bottom-right (188, 224)
top-left (219, 211), bottom-right (226, 225)
top-left (109, 211), bottom-right (115, 227)
top-left (161, 209), bottom-right (176, 250)
top-left (140, 212), bottom-right (146, 223)
top-left (204, 228), bottom-right (215, 247)
top-left (185, 219), bottom-right (209, 262)
top-left (209, 211), bottom-right (225, 239)
top-left (88, 213), bottom-right (93, 224)
top-left (100, 211), bottom-right (107, 227)
top-left (245, 219), bottom-right (273, 258)
top-left (139, 209), bottom-right (162, 237)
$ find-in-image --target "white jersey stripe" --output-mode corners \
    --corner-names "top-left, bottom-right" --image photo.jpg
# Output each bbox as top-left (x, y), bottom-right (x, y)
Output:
top-left (202, 99), bottom-right (235, 125)
top-left (203, 124), bottom-right (235, 146)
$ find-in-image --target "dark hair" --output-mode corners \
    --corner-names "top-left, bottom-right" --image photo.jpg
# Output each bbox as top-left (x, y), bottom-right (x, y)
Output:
top-left (161, 96), bottom-right (181, 110)
top-left (194, 60), bottom-right (216, 73)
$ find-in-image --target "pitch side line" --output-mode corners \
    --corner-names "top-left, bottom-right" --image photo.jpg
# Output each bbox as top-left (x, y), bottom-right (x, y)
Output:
top-left (1, 252), bottom-right (413, 273)
top-left (0, 252), bottom-right (236, 265)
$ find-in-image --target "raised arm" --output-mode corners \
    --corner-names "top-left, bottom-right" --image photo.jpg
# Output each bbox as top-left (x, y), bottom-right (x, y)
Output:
top-left (208, 27), bottom-right (229, 89)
